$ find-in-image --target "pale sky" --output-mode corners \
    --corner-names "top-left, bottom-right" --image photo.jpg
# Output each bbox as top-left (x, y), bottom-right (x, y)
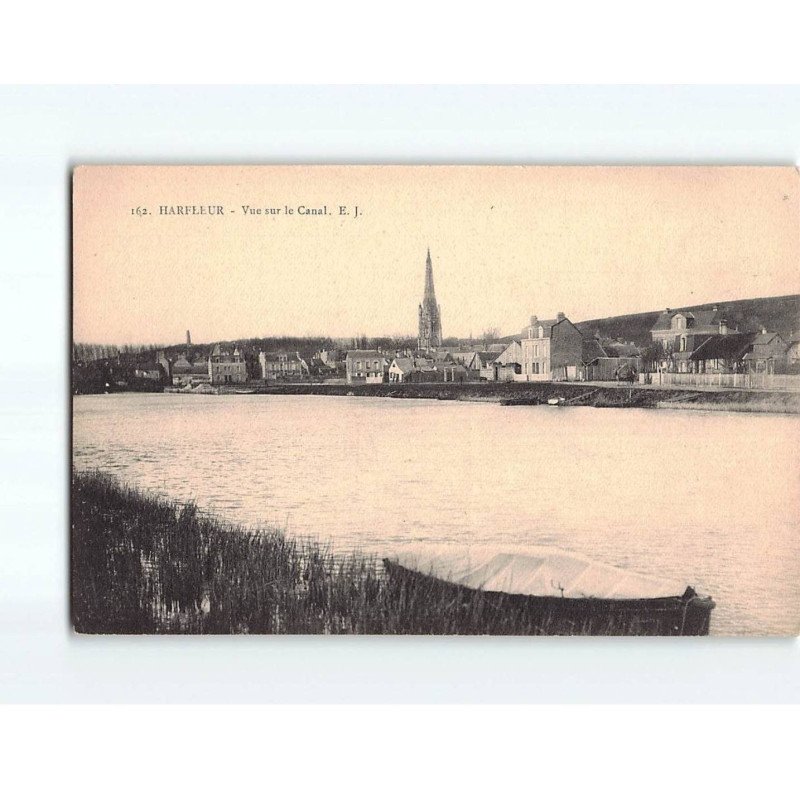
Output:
top-left (73, 165), bottom-right (799, 344)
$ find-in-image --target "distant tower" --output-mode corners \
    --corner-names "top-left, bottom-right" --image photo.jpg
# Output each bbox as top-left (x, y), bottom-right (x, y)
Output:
top-left (186, 330), bottom-right (192, 346)
top-left (418, 248), bottom-right (443, 352)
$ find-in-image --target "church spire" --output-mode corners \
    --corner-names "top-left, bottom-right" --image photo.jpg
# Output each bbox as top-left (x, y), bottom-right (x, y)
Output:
top-left (418, 248), bottom-right (442, 352)
top-left (423, 247), bottom-right (436, 302)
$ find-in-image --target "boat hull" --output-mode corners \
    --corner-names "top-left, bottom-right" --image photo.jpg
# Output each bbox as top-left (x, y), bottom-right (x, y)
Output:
top-left (383, 560), bottom-right (715, 636)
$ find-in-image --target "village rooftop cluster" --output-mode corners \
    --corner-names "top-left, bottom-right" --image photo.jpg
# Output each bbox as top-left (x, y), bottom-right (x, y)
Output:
top-left (73, 249), bottom-right (800, 395)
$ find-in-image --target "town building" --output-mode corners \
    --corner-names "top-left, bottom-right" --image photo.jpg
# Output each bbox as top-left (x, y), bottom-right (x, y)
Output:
top-left (387, 357), bottom-right (467, 383)
top-left (345, 350), bottom-right (388, 384)
top-left (520, 313), bottom-right (583, 381)
top-left (473, 352), bottom-right (498, 380)
top-left (448, 351), bottom-right (478, 368)
top-left (388, 357), bottom-right (416, 383)
top-left (306, 355), bottom-right (339, 380)
top-left (579, 336), bottom-right (643, 381)
top-left (208, 343), bottom-right (248, 385)
top-left (172, 351), bottom-right (211, 387)
top-left (486, 340), bottom-right (523, 381)
top-left (156, 350), bottom-right (172, 381)
top-left (581, 335), bottom-right (607, 364)
top-left (418, 248), bottom-right (443, 352)
top-left (387, 356), bottom-right (461, 383)
top-left (317, 349), bottom-right (343, 368)
top-left (742, 330), bottom-right (788, 374)
top-left (650, 306), bottom-right (736, 372)
top-left (688, 333), bottom-right (755, 374)
top-left (133, 364), bottom-right (163, 382)
top-left (259, 351), bottom-right (309, 381)
top-left (495, 340), bottom-right (523, 366)
top-left (439, 363), bottom-right (469, 383)
top-left (650, 306), bottom-right (791, 375)
top-left (445, 351), bottom-right (490, 376)
top-left (600, 339), bottom-right (640, 359)
top-left (584, 357), bottom-right (641, 382)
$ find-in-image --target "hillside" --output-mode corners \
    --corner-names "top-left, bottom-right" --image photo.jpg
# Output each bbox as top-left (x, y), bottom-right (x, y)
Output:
top-left (574, 294), bottom-right (800, 346)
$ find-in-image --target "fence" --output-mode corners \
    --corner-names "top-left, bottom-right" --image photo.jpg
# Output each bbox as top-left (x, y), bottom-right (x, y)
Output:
top-left (642, 372), bottom-right (800, 391)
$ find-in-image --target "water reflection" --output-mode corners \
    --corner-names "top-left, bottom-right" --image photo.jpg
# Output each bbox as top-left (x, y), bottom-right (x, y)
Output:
top-left (73, 393), bottom-right (800, 635)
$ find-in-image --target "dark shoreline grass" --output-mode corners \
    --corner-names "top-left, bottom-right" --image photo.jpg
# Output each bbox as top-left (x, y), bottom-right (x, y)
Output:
top-left (71, 471), bottom-right (559, 635)
top-left (72, 471), bottom-right (688, 635)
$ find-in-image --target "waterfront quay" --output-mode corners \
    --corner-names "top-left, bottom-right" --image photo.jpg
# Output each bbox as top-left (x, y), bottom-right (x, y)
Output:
top-left (201, 379), bottom-right (800, 413)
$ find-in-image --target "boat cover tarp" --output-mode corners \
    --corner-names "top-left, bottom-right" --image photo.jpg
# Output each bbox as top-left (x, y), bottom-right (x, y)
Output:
top-left (387, 548), bottom-right (688, 600)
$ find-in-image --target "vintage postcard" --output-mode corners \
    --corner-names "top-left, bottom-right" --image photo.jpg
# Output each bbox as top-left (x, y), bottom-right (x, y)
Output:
top-left (71, 165), bottom-right (800, 636)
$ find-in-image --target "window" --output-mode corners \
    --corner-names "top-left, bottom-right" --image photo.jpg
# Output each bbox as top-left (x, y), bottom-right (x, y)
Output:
top-left (680, 336), bottom-right (687, 352)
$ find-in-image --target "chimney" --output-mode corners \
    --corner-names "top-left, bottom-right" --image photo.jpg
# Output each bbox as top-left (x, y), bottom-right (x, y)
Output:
top-left (719, 318), bottom-right (728, 335)
top-left (556, 312), bottom-right (565, 322)
top-left (665, 308), bottom-right (671, 314)
top-left (761, 326), bottom-right (768, 335)
top-left (186, 330), bottom-right (192, 346)
top-left (530, 315), bottom-right (538, 328)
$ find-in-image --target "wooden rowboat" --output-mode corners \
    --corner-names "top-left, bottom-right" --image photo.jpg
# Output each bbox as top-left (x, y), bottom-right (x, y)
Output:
top-left (383, 549), bottom-right (715, 636)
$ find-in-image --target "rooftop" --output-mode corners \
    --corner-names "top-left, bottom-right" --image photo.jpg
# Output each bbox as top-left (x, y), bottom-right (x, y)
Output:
top-left (689, 333), bottom-right (756, 361)
top-left (651, 306), bottom-right (728, 332)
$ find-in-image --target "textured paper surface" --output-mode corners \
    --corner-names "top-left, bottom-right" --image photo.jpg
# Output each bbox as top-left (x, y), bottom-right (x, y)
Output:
top-left (71, 165), bottom-right (800, 636)
top-left (73, 165), bottom-right (799, 344)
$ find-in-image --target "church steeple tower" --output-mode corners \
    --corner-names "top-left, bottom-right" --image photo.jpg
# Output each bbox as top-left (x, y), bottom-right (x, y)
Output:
top-left (423, 247), bottom-right (436, 301)
top-left (418, 248), bottom-right (443, 352)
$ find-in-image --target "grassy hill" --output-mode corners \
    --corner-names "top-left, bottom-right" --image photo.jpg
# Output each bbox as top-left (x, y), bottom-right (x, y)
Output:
top-left (574, 294), bottom-right (800, 346)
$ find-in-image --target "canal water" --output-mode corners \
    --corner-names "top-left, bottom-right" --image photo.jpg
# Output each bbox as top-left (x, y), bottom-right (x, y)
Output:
top-left (72, 393), bottom-right (800, 635)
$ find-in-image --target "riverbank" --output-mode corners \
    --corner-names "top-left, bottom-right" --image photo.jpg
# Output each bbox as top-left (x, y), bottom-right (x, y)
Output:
top-left (190, 380), bottom-right (800, 413)
top-left (72, 471), bottom-right (657, 635)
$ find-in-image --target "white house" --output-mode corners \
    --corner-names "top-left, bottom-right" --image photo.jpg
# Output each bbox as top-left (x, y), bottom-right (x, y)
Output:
top-left (388, 357), bottom-right (416, 383)
top-left (345, 350), bottom-right (388, 384)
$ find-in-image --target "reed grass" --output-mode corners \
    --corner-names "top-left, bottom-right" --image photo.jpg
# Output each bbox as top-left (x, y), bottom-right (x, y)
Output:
top-left (657, 396), bottom-right (800, 414)
top-left (72, 470), bottom-right (653, 635)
